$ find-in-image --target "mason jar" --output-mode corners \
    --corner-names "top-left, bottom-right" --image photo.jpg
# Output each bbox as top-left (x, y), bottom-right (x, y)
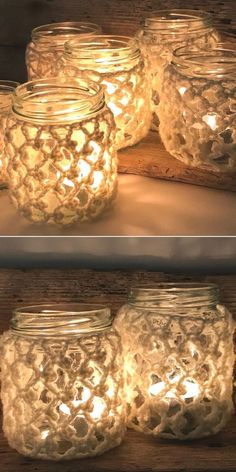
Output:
top-left (58, 35), bottom-right (152, 150)
top-left (0, 304), bottom-right (126, 460)
top-left (114, 283), bottom-right (235, 440)
top-left (0, 80), bottom-right (19, 188)
top-left (26, 22), bottom-right (102, 80)
top-left (5, 78), bottom-right (117, 226)
top-left (158, 46), bottom-right (236, 172)
top-left (138, 10), bottom-right (219, 130)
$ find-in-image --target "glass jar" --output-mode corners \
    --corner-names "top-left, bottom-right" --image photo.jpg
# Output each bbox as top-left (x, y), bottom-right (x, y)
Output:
top-left (26, 22), bottom-right (102, 80)
top-left (0, 80), bottom-right (19, 188)
top-left (114, 283), bottom-right (235, 440)
top-left (158, 46), bottom-right (236, 172)
top-left (0, 303), bottom-right (126, 460)
top-left (138, 10), bottom-right (219, 130)
top-left (59, 35), bottom-right (152, 150)
top-left (5, 78), bottom-right (117, 226)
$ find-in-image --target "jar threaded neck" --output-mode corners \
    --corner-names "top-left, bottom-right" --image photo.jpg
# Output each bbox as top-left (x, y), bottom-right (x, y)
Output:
top-left (142, 9), bottom-right (213, 37)
top-left (128, 283), bottom-right (219, 310)
top-left (31, 21), bottom-right (101, 47)
top-left (11, 303), bottom-right (112, 337)
top-left (12, 78), bottom-right (106, 124)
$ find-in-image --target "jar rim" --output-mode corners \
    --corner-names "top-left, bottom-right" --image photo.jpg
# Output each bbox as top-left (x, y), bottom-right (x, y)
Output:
top-left (172, 46), bottom-right (236, 79)
top-left (0, 80), bottom-right (19, 93)
top-left (130, 282), bottom-right (218, 292)
top-left (64, 35), bottom-right (140, 69)
top-left (142, 9), bottom-right (213, 35)
top-left (32, 21), bottom-right (102, 41)
top-left (12, 78), bottom-right (106, 124)
top-left (12, 303), bottom-right (112, 337)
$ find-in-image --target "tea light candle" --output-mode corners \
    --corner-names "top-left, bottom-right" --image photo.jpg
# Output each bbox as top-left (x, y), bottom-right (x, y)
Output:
top-left (58, 35), bottom-right (152, 150)
top-left (114, 284), bottom-right (235, 440)
top-left (5, 78), bottom-right (117, 225)
top-left (137, 9), bottom-right (219, 130)
top-left (0, 304), bottom-right (126, 460)
top-left (158, 46), bottom-right (236, 172)
top-left (0, 80), bottom-right (19, 188)
top-left (26, 22), bottom-right (102, 80)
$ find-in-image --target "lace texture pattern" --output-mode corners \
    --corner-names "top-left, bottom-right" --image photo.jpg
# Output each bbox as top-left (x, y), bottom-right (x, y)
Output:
top-left (5, 107), bottom-right (117, 225)
top-left (114, 303), bottom-right (235, 439)
top-left (0, 329), bottom-right (126, 460)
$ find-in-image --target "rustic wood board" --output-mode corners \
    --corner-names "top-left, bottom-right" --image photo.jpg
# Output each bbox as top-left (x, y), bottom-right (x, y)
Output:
top-left (0, 268), bottom-right (235, 472)
top-left (118, 132), bottom-right (236, 192)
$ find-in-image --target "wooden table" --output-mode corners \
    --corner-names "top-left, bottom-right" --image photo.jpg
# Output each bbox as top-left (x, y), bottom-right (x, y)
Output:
top-left (0, 268), bottom-right (235, 472)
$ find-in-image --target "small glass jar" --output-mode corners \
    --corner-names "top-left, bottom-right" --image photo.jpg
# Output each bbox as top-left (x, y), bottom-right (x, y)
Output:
top-left (0, 80), bottom-right (19, 188)
top-left (0, 304), bottom-right (126, 460)
top-left (158, 46), bottom-right (236, 172)
top-left (26, 22), bottom-right (102, 80)
top-left (114, 284), bottom-right (235, 440)
top-left (138, 10), bottom-right (219, 130)
top-left (59, 35), bottom-right (152, 150)
top-left (5, 78), bottom-right (117, 225)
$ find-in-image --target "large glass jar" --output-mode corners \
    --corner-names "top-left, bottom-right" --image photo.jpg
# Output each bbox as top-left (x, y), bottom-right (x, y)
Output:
top-left (26, 22), bottom-right (102, 80)
top-left (138, 10), bottom-right (219, 130)
top-left (0, 304), bottom-right (126, 460)
top-left (158, 47), bottom-right (236, 172)
top-left (0, 80), bottom-right (19, 188)
top-left (5, 78), bottom-right (117, 226)
top-left (59, 35), bottom-right (152, 150)
top-left (114, 284), bottom-right (235, 440)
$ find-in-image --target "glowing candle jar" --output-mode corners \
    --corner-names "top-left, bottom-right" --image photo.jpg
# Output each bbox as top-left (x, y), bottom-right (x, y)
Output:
top-left (26, 22), bottom-right (102, 80)
top-left (59, 35), bottom-right (152, 150)
top-left (0, 81), bottom-right (19, 188)
top-left (114, 284), bottom-right (235, 440)
top-left (0, 304), bottom-right (126, 460)
top-left (138, 10), bottom-right (219, 130)
top-left (158, 47), bottom-right (236, 172)
top-left (5, 78), bottom-right (117, 225)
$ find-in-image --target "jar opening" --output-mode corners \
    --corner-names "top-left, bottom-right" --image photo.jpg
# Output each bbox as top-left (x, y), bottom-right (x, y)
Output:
top-left (172, 46), bottom-right (236, 79)
top-left (0, 80), bottom-right (19, 110)
top-left (32, 21), bottom-right (101, 47)
top-left (64, 35), bottom-right (141, 72)
top-left (12, 78), bottom-right (105, 124)
top-left (142, 9), bottom-right (213, 36)
top-left (128, 283), bottom-right (219, 310)
top-left (11, 303), bottom-right (112, 337)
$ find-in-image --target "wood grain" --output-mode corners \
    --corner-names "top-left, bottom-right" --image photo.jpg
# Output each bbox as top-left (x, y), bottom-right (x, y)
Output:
top-left (118, 132), bottom-right (236, 192)
top-left (0, 268), bottom-right (235, 472)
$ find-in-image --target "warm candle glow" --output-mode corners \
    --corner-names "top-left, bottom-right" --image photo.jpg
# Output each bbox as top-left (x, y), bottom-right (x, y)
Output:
top-left (115, 285), bottom-right (235, 440)
top-left (91, 397), bottom-right (106, 420)
top-left (203, 113), bottom-right (217, 130)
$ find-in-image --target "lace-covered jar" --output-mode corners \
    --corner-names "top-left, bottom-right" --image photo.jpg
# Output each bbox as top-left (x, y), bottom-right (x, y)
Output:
top-left (26, 22), bottom-right (101, 80)
top-left (58, 35), bottom-right (152, 150)
top-left (0, 80), bottom-right (19, 188)
top-left (5, 78), bottom-right (117, 226)
top-left (138, 10), bottom-right (219, 130)
top-left (114, 284), bottom-right (235, 440)
top-left (158, 47), bottom-right (236, 172)
top-left (0, 304), bottom-right (126, 460)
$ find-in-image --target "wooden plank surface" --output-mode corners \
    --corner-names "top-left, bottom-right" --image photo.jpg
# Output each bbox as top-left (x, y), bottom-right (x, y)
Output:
top-left (0, 269), bottom-right (235, 472)
top-left (118, 132), bottom-right (236, 192)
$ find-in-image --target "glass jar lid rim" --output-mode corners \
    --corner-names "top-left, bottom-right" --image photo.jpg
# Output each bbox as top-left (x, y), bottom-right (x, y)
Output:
top-left (32, 21), bottom-right (101, 39)
top-left (14, 302), bottom-right (110, 316)
top-left (12, 78), bottom-right (105, 123)
top-left (172, 46), bottom-right (236, 78)
top-left (0, 80), bottom-right (19, 93)
top-left (143, 9), bottom-right (212, 22)
top-left (130, 282), bottom-right (218, 292)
